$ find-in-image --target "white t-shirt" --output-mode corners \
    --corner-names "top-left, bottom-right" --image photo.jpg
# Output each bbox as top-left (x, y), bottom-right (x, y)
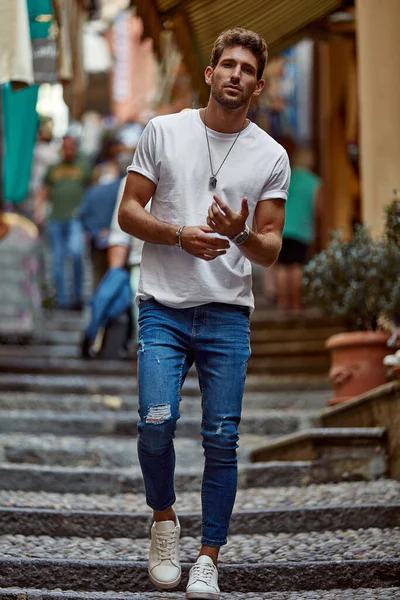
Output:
top-left (127, 109), bottom-right (290, 311)
top-left (108, 176), bottom-right (143, 267)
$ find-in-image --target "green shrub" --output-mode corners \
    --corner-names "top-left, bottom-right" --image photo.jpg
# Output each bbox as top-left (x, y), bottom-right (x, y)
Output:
top-left (303, 198), bottom-right (400, 331)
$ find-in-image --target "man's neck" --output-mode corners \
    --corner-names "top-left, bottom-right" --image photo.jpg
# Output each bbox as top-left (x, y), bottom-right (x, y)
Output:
top-left (201, 100), bottom-right (250, 134)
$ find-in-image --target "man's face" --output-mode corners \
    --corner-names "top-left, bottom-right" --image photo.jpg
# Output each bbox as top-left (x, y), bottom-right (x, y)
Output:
top-left (205, 46), bottom-right (264, 109)
top-left (62, 137), bottom-right (77, 162)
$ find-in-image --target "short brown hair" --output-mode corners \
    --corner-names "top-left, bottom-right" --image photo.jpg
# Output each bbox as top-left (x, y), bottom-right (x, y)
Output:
top-left (210, 28), bottom-right (268, 80)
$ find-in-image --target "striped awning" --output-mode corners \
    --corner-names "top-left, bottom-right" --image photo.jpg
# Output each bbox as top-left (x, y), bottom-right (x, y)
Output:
top-left (135, 0), bottom-right (349, 101)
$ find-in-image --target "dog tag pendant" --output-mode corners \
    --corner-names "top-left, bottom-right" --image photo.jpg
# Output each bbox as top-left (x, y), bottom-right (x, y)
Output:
top-left (209, 176), bottom-right (217, 190)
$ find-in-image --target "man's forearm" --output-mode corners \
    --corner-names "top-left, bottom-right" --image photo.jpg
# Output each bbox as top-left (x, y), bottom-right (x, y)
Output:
top-left (118, 199), bottom-right (178, 247)
top-left (238, 230), bottom-right (282, 267)
top-left (108, 245), bottom-right (129, 269)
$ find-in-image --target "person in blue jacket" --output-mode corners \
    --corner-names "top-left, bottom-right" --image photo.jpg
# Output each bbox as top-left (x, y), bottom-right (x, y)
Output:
top-left (80, 176), bottom-right (122, 290)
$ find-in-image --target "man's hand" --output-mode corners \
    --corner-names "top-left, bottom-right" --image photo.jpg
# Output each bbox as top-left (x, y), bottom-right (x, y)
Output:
top-left (180, 225), bottom-right (230, 261)
top-left (207, 196), bottom-right (249, 239)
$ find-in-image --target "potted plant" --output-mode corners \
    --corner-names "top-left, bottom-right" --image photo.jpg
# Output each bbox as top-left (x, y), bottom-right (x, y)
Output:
top-left (303, 199), bottom-right (400, 405)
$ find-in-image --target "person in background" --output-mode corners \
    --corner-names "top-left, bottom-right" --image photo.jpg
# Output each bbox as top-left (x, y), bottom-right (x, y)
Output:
top-left (118, 120), bottom-right (144, 155)
top-left (35, 135), bottom-right (92, 310)
top-left (26, 118), bottom-right (59, 221)
top-left (93, 131), bottom-right (123, 184)
top-left (273, 137), bottom-right (322, 312)
top-left (108, 176), bottom-right (151, 340)
top-left (80, 176), bottom-right (146, 359)
top-left (80, 176), bottom-right (122, 290)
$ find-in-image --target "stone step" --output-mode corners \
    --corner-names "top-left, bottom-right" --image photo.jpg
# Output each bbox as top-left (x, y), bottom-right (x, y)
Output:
top-left (34, 314), bottom-right (343, 347)
top-left (0, 374), bottom-right (195, 396)
top-left (250, 310), bottom-right (344, 330)
top-left (42, 315), bottom-right (86, 332)
top-left (2, 526), bottom-right (398, 565)
top-left (0, 504), bottom-right (398, 539)
top-left (0, 357), bottom-right (136, 376)
top-left (0, 345), bottom-right (81, 358)
top-left (34, 326), bottom-right (339, 348)
top-left (0, 338), bottom-right (332, 359)
top-left (0, 373), bottom-right (331, 395)
top-left (1, 480), bottom-right (398, 513)
top-left (250, 427), bottom-right (388, 482)
top-left (0, 412), bottom-right (138, 438)
top-left (248, 354), bottom-right (330, 374)
top-left (39, 330), bottom-right (83, 345)
top-left (0, 389), bottom-right (332, 412)
top-left (250, 339), bottom-right (328, 356)
top-left (0, 589), bottom-right (398, 600)
top-left (250, 427), bottom-right (388, 462)
top-left (0, 433), bottom-right (270, 469)
top-left (0, 459), bottom-right (386, 495)
top-left (0, 320), bottom-right (341, 355)
top-left (250, 325), bottom-right (344, 343)
top-left (0, 354), bottom-right (330, 375)
top-left (43, 306), bottom-right (342, 328)
top-left (0, 409), bottom-right (314, 437)
top-left (0, 538), bottom-right (396, 592)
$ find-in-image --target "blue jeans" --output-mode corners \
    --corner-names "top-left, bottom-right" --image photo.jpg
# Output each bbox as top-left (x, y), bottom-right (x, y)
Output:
top-left (48, 219), bottom-right (84, 308)
top-left (137, 299), bottom-right (251, 547)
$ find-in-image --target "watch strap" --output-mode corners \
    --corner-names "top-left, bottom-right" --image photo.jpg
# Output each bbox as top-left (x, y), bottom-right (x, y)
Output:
top-left (175, 226), bottom-right (185, 249)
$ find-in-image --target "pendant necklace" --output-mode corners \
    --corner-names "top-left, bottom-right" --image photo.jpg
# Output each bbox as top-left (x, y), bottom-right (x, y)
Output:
top-left (204, 109), bottom-right (246, 190)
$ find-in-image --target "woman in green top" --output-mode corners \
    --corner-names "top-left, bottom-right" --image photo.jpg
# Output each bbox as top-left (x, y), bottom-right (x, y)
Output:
top-left (274, 141), bottom-right (322, 311)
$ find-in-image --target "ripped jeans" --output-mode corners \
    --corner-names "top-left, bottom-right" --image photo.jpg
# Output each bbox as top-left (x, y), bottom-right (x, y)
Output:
top-left (137, 299), bottom-right (251, 547)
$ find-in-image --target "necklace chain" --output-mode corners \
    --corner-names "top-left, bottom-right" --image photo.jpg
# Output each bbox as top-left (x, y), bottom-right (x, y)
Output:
top-left (204, 109), bottom-right (246, 189)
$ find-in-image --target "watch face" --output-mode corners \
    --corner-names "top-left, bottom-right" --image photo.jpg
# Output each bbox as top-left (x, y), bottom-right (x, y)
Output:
top-left (235, 230), bottom-right (249, 245)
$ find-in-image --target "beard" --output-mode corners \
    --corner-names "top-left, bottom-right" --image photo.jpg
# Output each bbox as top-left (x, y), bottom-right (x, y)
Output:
top-left (211, 78), bottom-right (249, 109)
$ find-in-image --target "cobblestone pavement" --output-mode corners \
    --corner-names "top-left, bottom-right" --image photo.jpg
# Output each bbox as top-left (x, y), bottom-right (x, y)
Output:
top-left (116, 592), bottom-right (400, 600)
top-left (0, 528), bottom-right (398, 562)
top-left (0, 481), bottom-right (398, 512)
top-left (2, 589), bottom-right (399, 599)
top-left (131, 593), bottom-right (400, 600)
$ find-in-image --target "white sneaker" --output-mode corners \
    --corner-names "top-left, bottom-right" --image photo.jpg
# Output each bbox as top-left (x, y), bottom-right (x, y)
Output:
top-left (148, 518), bottom-right (181, 589)
top-left (186, 555), bottom-right (220, 599)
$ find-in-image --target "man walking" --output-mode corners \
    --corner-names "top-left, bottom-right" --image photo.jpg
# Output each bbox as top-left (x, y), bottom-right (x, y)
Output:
top-left (119, 28), bottom-right (290, 599)
top-left (35, 136), bottom-right (92, 310)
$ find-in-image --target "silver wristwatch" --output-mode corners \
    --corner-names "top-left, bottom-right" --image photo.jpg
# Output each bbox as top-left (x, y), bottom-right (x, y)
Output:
top-left (230, 224), bottom-right (250, 246)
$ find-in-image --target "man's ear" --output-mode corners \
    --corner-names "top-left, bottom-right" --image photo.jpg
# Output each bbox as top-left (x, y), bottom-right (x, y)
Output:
top-left (205, 66), bottom-right (213, 86)
top-left (253, 78), bottom-right (265, 97)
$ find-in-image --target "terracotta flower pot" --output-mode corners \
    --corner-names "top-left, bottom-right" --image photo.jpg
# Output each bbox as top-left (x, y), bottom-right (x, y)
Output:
top-left (325, 331), bottom-right (394, 406)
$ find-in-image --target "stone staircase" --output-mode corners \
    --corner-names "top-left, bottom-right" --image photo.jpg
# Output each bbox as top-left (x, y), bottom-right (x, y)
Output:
top-left (0, 309), bottom-right (398, 599)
